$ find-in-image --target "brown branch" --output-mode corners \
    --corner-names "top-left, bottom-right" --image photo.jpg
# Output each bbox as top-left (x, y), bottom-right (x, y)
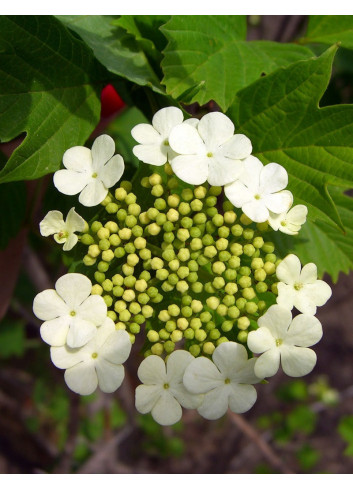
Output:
top-left (228, 410), bottom-right (294, 474)
top-left (22, 244), bottom-right (53, 292)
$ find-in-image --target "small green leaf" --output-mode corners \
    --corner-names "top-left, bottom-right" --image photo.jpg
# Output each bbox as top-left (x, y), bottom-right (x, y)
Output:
top-left (161, 16), bottom-right (314, 110)
top-left (301, 16), bottom-right (353, 49)
top-left (296, 444), bottom-right (321, 471)
top-left (0, 15), bottom-right (105, 183)
top-left (286, 405), bottom-right (317, 436)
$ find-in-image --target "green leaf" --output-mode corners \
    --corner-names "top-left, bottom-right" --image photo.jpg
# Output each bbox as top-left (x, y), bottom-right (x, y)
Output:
top-left (296, 444), bottom-right (321, 471)
top-left (338, 415), bottom-right (353, 456)
top-left (286, 405), bottom-right (317, 436)
top-left (301, 16), bottom-right (353, 49)
top-left (0, 15), bottom-right (105, 184)
top-left (0, 319), bottom-right (25, 358)
top-left (161, 16), bottom-right (314, 111)
top-left (57, 15), bottom-right (164, 94)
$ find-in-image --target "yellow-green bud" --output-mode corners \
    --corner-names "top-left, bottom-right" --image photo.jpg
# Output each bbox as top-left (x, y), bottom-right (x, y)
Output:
top-left (168, 194), bottom-right (180, 207)
top-left (239, 276), bottom-right (252, 289)
top-left (177, 318), bottom-right (189, 330)
top-left (119, 228), bottom-right (132, 241)
top-left (91, 221), bottom-right (103, 234)
top-left (216, 304), bottom-right (228, 316)
top-left (190, 318), bottom-right (202, 330)
top-left (206, 296), bottom-right (220, 310)
top-left (139, 248), bottom-right (151, 260)
top-left (88, 244), bottom-right (100, 258)
top-left (212, 261), bottom-right (226, 275)
top-left (254, 268), bottom-right (266, 282)
top-left (245, 302), bottom-right (258, 314)
top-left (142, 305), bottom-right (154, 318)
top-left (91, 284), bottom-right (103, 295)
top-left (271, 282), bottom-right (279, 294)
top-left (171, 330), bottom-right (183, 343)
top-left (209, 328), bottom-right (220, 340)
top-left (115, 187), bottom-right (127, 201)
top-left (178, 248), bottom-right (190, 262)
top-left (176, 280), bottom-right (189, 293)
top-left (191, 282), bottom-right (203, 293)
top-left (203, 342), bottom-right (215, 355)
top-left (242, 287), bottom-right (256, 300)
top-left (256, 282), bottom-right (268, 293)
top-left (133, 237), bottom-right (146, 250)
top-left (139, 212), bottom-right (150, 225)
top-left (237, 331), bottom-right (248, 343)
top-left (225, 282), bottom-right (238, 295)
top-left (138, 292), bottom-right (150, 304)
top-left (228, 306), bottom-right (240, 319)
top-left (94, 271), bottom-right (105, 283)
top-left (148, 223), bottom-right (161, 236)
top-left (149, 173), bottom-right (162, 186)
top-left (195, 329), bottom-right (207, 342)
top-left (165, 320), bottom-right (176, 332)
top-left (126, 253), bottom-right (138, 267)
top-left (124, 275), bottom-right (136, 288)
top-left (194, 186), bottom-right (207, 199)
top-left (264, 261), bottom-right (276, 275)
top-left (101, 249), bottom-right (114, 262)
top-left (251, 258), bottom-right (264, 270)
top-left (177, 266), bottom-right (189, 279)
top-left (204, 245), bottom-right (217, 258)
top-left (184, 328), bottom-right (194, 339)
top-left (114, 300), bottom-right (127, 313)
top-left (151, 343), bottom-right (164, 355)
top-left (151, 184), bottom-right (164, 197)
top-left (238, 316), bottom-right (250, 330)
top-left (113, 286), bottom-right (124, 297)
top-left (167, 208), bottom-right (179, 222)
top-left (122, 289), bottom-right (135, 302)
top-left (164, 340), bottom-right (175, 354)
top-left (158, 310), bottom-right (170, 322)
top-left (231, 224), bottom-right (243, 237)
top-left (159, 328), bottom-right (170, 340)
top-left (83, 255), bottom-right (96, 266)
top-left (224, 211), bottom-right (237, 224)
top-left (122, 264), bottom-right (134, 276)
top-left (120, 309), bottom-right (131, 322)
top-left (177, 228), bottom-right (190, 242)
top-left (129, 302), bottom-right (141, 315)
top-left (221, 320), bottom-right (234, 332)
top-left (253, 236), bottom-right (264, 249)
top-left (213, 277), bottom-right (225, 289)
top-left (190, 300), bottom-right (202, 314)
top-left (106, 203), bottom-right (119, 214)
top-left (168, 304), bottom-right (180, 317)
top-left (223, 294), bottom-right (235, 307)
top-left (97, 227), bottom-right (110, 240)
top-left (190, 199), bottom-right (203, 212)
top-left (243, 244), bottom-right (255, 256)
top-left (212, 214), bottom-right (224, 227)
top-left (189, 344), bottom-right (201, 357)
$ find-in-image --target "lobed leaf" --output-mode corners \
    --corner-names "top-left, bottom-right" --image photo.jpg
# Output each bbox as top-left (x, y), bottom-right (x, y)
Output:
top-left (301, 16), bottom-right (353, 49)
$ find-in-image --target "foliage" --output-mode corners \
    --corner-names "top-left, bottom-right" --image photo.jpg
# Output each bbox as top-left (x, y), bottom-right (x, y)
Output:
top-left (338, 416), bottom-right (353, 456)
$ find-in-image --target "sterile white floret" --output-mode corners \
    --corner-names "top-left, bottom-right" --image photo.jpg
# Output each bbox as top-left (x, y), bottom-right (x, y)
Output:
top-left (39, 207), bottom-right (86, 251)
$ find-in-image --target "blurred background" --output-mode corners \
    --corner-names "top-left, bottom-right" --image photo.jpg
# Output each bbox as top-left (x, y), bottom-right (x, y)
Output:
top-left (1, 15), bottom-right (353, 474)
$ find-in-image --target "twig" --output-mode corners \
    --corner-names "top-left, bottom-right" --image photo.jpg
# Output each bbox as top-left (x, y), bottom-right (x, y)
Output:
top-left (228, 410), bottom-right (294, 474)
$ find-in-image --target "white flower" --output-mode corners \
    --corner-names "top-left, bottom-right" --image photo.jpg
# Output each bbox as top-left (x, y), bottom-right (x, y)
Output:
top-left (131, 107), bottom-right (184, 165)
top-left (50, 317), bottom-right (131, 395)
top-left (53, 134), bottom-right (124, 207)
top-left (268, 204), bottom-right (308, 235)
top-left (33, 273), bottom-right (107, 348)
top-left (276, 254), bottom-right (332, 315)
top-left (224, 156), bottom-right (293, 222)
top-left (247, 305), bottom-right (323, 378)
top-left (135, 350), bottom-right (202, 426)
top-left (39, 207), bottom-right (86, 251)
top-left (183, 342), bottom-right (260, 420)
top-left (168, 111), bottom-right (252, 186)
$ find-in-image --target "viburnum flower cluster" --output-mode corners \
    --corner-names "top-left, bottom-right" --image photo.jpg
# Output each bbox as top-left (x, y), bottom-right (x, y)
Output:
top-left (33, 106), bottom-right (332, 425)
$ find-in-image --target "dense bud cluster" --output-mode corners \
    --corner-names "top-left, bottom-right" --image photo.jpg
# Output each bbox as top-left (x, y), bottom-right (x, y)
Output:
top-left (80, 164), bottom-right (280, 358)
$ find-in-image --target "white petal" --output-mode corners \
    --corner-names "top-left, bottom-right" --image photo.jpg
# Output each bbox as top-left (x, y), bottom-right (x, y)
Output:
top-left (137, 355), bottom-right (167, 385)
top-left (279, 223), bottom-right (301, 235)
top-left (197, 385), bottom-right (229, 420)
top-left (224, 180), bottom-right (253, 208)
top-left (91, 317), bottom-right (115, 349)
top-left (62, 234), bottom-right (78, 251)
top-left (40, 316), bottom-right (70, 346)
top-left (228, 384), bottom-right (257, 414)
top-left (259, 163), bottom-right (288, 194)
top-left (64, 361), bottom-right (98, 395)
top-left (96, 359), bottom-right (125, 393)
top-left (100, 330), bottom-right (132, 365)
top-left (66, 317), bottom-right (97, 348)
top-left (166, 350), bottom-right (195, 385)
top-left (268, 211), bottom-right (284, 231)
top-left (234, 358), bottom-right (262, 384)
top-left (263, 190), bottom-right (293, 214)
top-left (247, 327), bottom-right (276, 354)
top-left (220, 133), bottom-right (252, 160)
top-left (276, 283), bottom-right (296, 310)
top-left (33, 289), bottom-right (69, 321)
top-left (293, 290), bottom-right (317, 315)
top-left (257, 304), bottom-right (292, 339)
top-left (238, 155), bottom-right (263, 191)
top-left (171, 154), bottom-right (209, 185)
top-left (242, 199), bottom-right (269, 223)
top-left (287, 205), bottom-right (308, 226)
top-left (169, 123), bottom-right (205, 155)
top-left (132, 143), bottom-right (167, 166)
top-left (77, 295), bottom-right (107, 326)
top-left (152, 106), bottom-right (184, 138)
top-left (198, 112), bottom-right (234, 149)
top-left (54, 169), bottom-right (90, 196)
top-left (63, 146), bottom-right (92, 172)
top-left (40, 211), bottom-right (65, 236)
top-left (184, 118), bottom-right (199, 128)
top-left (183, 356), bottom-right (223, 394)
top-left (135, 384), bottom-right (163, 414)
top-left (65, 207), bottom-right (86, 233)
top-left (79, 179), bottom-right (108, 207)
top-left (169, 383), bottom-right (202, 410)
top-left (254, 348), bottom-right (281, 378)
top-left (276, 254), bottom-right (302, 285)
top-left (285, 314), bottom-right (323, 347)
top-left (151, 390), bottom-right (182, 426)
top-left (50, 345), bottom-right (84, 369)
top-left (207, 154), bottom-right (244, 186)
top-left (131, 123), bottom-right (162, 144)
top-left (91, 134), bottom-right (115, 170)
top-left (304, 281), bottom-right (332, 307)
top-left (55, 273), bottom-right (92, 310)
top-left (99, 154), bottom-right (124, 188)
top-left (280, 345), bottom-right (317, 377)
top-left (212, 342), bottom-right (248, 378)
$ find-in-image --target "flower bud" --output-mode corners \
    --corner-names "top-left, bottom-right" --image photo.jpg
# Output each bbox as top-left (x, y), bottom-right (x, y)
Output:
top-left (242, 287), bottom-right (256, 300)
top-left (231, 224), bottom-right (243, 237)
top-left (245, 302), bottom-right (258, 314)
top-left (151, 343), bottom-right (164, 355)
top-left (221, 320), bottom-right (234, 332)
top-left (83, 255), bottom-right (96, 266)
top-left (142, 305), bottom-right (154, 318)
top-left (216, 304), bottom-right (228, 316)
top-left (238, 316), bottom-right (250, 330)
top-left (115, 187), bottom-right (127, 201)
top-left (206, 297), bottom-right (220, 310)
top-left (264, 261), bottom-right (276, 275)
top-left (224, 211), bottom-right (237, 224)
top-left (237, 331), bottom-right (248, 343)
top-left (167, 208), bottom-right (179, 222)
top-left (91, 221), bottom-right (102, 234)
top-left (148, 223), bottom-right (161, 236)
top-left (195, 329), bottom-right (207, 342)
top-left (227, 306), bottom-right (240, 319)
top-left (88, 244), bottom-right (101, 258)
top-left (171, 330), bottom-right (183, 343)
top-left (243, 244), bottom-right (255, 256)
top-left (168, 194), bottom-right (180, 207)
top-left (189, 344), bottom-right (201, 357)
top-left (190, 199), bottom-right (203, 212)
top-left (91, 284), bottom-right (103, 295)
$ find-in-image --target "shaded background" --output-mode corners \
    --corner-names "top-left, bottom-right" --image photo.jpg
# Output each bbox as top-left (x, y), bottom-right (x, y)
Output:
top-left (1, 16), bottom-right (353, 474)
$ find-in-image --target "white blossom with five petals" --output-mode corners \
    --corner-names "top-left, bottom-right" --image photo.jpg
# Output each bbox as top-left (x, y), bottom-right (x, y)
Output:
top-left (39, 207), bottom-right (86, 251)
top-left (54, 135), bottom-right (124, 207)
top-left (135, 350), bottom-right (202, 426)
top-left (224, 156), bottom-right (293, 223)
top-left (131, 107), bottom-right (185, 166)
top-left (183, 342), bottom-right (260, 420)
top-left (276, 254), bottom-right (332, 315)
top-left (247, 305), bottom-right (323, 378)
top-left (33, 273), bottom-right (107, 348)
top-left (268, 204), bottom-right (308, 235)
top-left (50, 317), bottom-right (131, 395)
top-left (168, 111), bottom-right (252, 186)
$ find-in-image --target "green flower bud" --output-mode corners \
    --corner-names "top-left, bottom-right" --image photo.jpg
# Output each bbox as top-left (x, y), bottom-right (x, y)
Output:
top-left (224, 282), bottom-right (238, 295)
top-left (171, 330), bottom-right (183, 343)
top-left (190, 199), bottom-right (203, 212)
top-left (149, 173), bottom-right (162, 186)
top-left (224, 211), bottom-right (237, 224)
top-left (262, 242), bottom-right (275, 254)
top-left (168, 259), bottom-right (179, 272)
top-left (122, 263), bottom-right (134, 276)
top-left (167, 208), bottom-right (179, 222)
top-left (207, 207), bottom-right (218, 218)
top-left (107, 311), bottom-right (117, 321)
top-left (184, 328), bottom-right (194, 339)
top-left (162, 281), bottom-right (174, 292)
top-left (251, 258), bottom-right (264, 270)
top-left (253, 236), bottom-right (264, 249)
top-left (132, 237), bottom-right (145, 250)
top-left (193, 212), bottom-right (206, 225)
top-left (221, 320), bottom-right (234, 332)
top-left (236, 298), bottom-right (247, 310)
top-left (205, 282), bottom-right (215, 294)
top-left (258, 300), bottom-right (266, 312)
top-left (129, 302), bottom-right (141, 315)
top-left (216, 304), bottom-right (228, 316)
top-left (156, 213), bottom-right (167, 226)
top-left (118, 228), bottom-right (132, 241)
top-left (138, 292), bottom-right (150, 304)
top-left (113, 286), bottom-right (124, 297)
top-left (103, 295), bottom-right (113, 307)
top-left (147, 207), bottom-right (159, 220)
top-left (139, 248), bottom-right (151, 260)
top-left (209, 329), bottom-right (221, 341)
top-left (150, 257), bottom-right (163, 270)
top-left (254, 268), bottom-right (267, 282)
top-left (91, 284), bottom-right (103, 295)
top-left (227, 306), bottom-right (240, 319)
top-left (181, 306), bottom-right (193, 318)
top-left (237, 331), bottom-right (248, 343)
top-left (100, 250), bottom-right (113, 263)
top-left (238, 316), bottom-right (250, 330)
top-left (164, 340), bottom-right (175, 353)
top-left (168, 194), bottom-right (180, 208)
top-left (212, 261), bottom-right (226, 275)
top-left (167, 177), bottom-right (178, 189)
top-left (194, 186), bottom-right (207, 199)
top-left (124, 275), bottom-right (136, 288)
top-left (265, 253), bottom-right (276, 263)
top-left (167, 304), bottom-right (180, 317)
top-left (178, 202), bottom-right (191, 216)
top-left (88, 244), bottom-right (101, 258)
top-left (94, 271), bottom-right (105, 283)
top-left (189, 344), bottom-right (201, 357)
top-left (177, 318), bottom-right (189, 330)
top-left (115, 187), bottom-right (127, 201)
top-left (109, 234), bottom-right (121, 247)
top-left (190, 318), bottom-right (202, 330)
top-left (206, 296), bottom-right (220, 310)
top-left (206, 321), bottom-right (216, 332)
top-left (264, 261), bottom-right (276, 275)
top-left (139, 212), bottom-right (150, 225)
top-left (102, 279), bottom-right (113, 292)
top-left (142, 305), bottom-right (154, 318)
top-left (181, 188), bottom-right (194, 201)
top-left (242, 287), bottom-right (256, 300)
top-left (148, 223), bottom-right (161, 236)
top-left (129, 323), bottom-right (140, 334)
top-left (243, 228), bottom-right (254, 241)
top-left (209, 186), bottom-right (222, 196)
top-left (164, 231), bottom-right (175, 243)
top-left (271, 282), bottom-right (278, 295)
top-left (222, 294), bottom-right (235, 307)
top-left (177, 228), bottom-right (190, 242)
top-left (239, 213), bottom-right (252, 225)
top-left (125, 215), bottom-right (137, 228)
top-left (197, 255), bottom-right (209, 266)
top-left (178, 248), bottom-right (190, 262)
top-left (81, 234), bottom-right (95, 246)
top-left (195, 329), bottom-right (207, 342)
top-left (231, 224), bottom-right (243, 237)
top-left (106, 202), bottom-right (119, 214)
top-left (219, 251), bottom-right (231, 262)
top-left (125, 192), bottom-right (136, 205)
top-left (228, 256), bottom-right (240, 269)
top-left (83, 255), bottom-right (96, 266)
top-left (91, 221), bottom-right (102, 234)
top-left (158, 310), bottom-right (170, 322)
top-left (177, 266), bottom-right (189, 279)
top-left (255, 281), bottom-right (268, 293)
top-left (112, 274), bottom-right (124, 286)
top-left (187, 271), bottom-right (198, 283)
top-left (245, 302), bottom-right (258, 314)
top-left (212, 214), bottom-right (224, 227)
top-left (167, 273), bottom-right (178, 285)
top-left (216, 337), bottom-right (229, 346)
top-left (165, 162), bottom-right (173, 175)
top-left (206, 221), bottom-right (216, 234)
top-left (191, 282), bottom-right (203, 293)
top-left (159, 328), bottom-right (170, 340)
top-left (204, 245), bottom-right (218, 258)
top-left (151, 343), bottom-right (164, 355)
top-left (190, 238), bottom-right (202, 251)
top-left (117, 209), bottom-right (127, 222)
top-left (243, 244), bottom-right (255, 256)
top-left (156, 268), bottom-right (169, 281)
top-left (101, 196), bottom-right (112, 206)
top-left (151, 184), bottom-right (164, 197)
top-left (200, 311), bottom-right (212, 323)
top-left (224, 269), bottom-right (237, 281)
top-left (114, 300), bottom-right (127, 313)
top-left (165, 320), bottom-right (176, 333)
top-left (216, 238), bottom-right (228, 251)
top-left (205, 196), bottom-right (217, 207)
top-left (123, 289), bottom-right (135, 302)
top-left (238, 276), bottom-right (252, 289)
top-left (213, 277), bottom-right (225, 289)
top-left (176, 280), bottom-right (189, 293)
top-left (124, 243), bottom-right (135, 254)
